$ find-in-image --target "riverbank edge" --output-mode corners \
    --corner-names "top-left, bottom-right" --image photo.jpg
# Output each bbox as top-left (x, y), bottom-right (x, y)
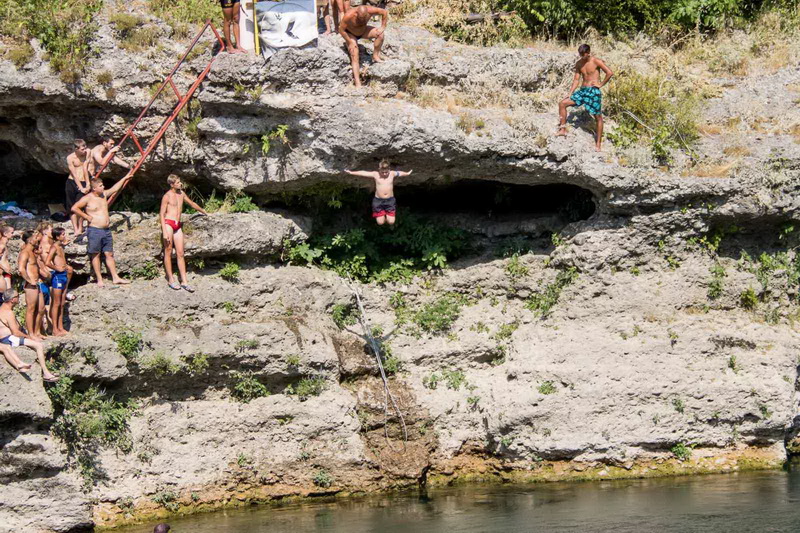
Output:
top-left (94, 444), bottom-right (785, 529)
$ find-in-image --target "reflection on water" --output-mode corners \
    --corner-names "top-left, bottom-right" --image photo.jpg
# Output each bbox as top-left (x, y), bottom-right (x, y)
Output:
top-left (115, 469), bottom-right (800, 533)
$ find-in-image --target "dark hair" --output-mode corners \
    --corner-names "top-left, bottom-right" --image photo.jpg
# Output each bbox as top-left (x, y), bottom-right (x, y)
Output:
top-left (74, 139), bottom-right (86, 149)
top-left (153, 524), bottom-right (171, 533)
top-left (52, 227), bottom-right (66, 240)
top-left (21, 230), bottom-right (36, 244)
top-left (578, 44), bottom-right (590, 55)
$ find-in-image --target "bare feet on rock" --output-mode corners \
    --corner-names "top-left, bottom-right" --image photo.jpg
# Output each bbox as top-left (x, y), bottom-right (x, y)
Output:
top-left (556, 126), bottom-right (567, 137)
top-left (113, 278), bottom-right (130, 285)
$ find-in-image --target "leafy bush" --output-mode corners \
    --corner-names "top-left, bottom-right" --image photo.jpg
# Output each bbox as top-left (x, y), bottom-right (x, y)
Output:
top-left (231, 371), bottom-right (269, 403)
top-left (284, 214), bottom-right (472, 283)
top-left (113, 328), bottom-right (143, 360)
top-left (235, 339), bottom-right (259, 352)
top-left (152, 490), bottom-right (179, 512)
top-left (131, 260), bottom-right (159, 280)
top-left (331, 303), bottom-right (359, 329)
top-left (47, 377), bottom-right (137, 486)
top-left (202, 190), bottom-right (258, 214)
top-left (739, 287), bottom-right (758, 310)
top-left (260, 125), bottom-right (290, 155)
top-left (288, 376), bottom-right (326, 400)
top-left (671, 441), bottom-right (693, 461)
top-left (383, 354), bottom-right (403, 375)
top-left (180, 352), bottom-right (209, 374)
top-left (526, 267), bottom-right (578, 317)
top-left (140, 352), bottom-right (180, 375)
top-left (6, 42), bottom-right (34, 67)
top-left (219, 262), bottom-right (240, 282)
top-left (442, 369), bottom-right (466, 390)
top-left (149, 0), bottom-right (220, 33)
top-left (707, 263), bottom-right (726, 300)
top-left (313, 468), bottom-right (333, 488)
top-left (606, 71), bottom-right (699, 163)
top-left (423, 373), bottom-right (441, 389)
top-left (537, 380), bottom-right (556, 395)
top-left (0, 0), bottom-right (103, 81)
top-left (412, 293), bottom-right (466, 335)
top-left (506, 253), bottom-right (529, 280)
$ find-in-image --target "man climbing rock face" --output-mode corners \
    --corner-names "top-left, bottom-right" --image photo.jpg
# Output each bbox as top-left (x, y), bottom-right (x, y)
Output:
top-left (339, 5), bottom-right (388, 88)
top-left (557, 44), bottom-right (614, 152)
top-left (346, 160), bottom-right (412, 226)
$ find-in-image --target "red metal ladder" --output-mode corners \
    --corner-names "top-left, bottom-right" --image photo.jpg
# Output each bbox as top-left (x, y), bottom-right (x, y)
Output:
top-left (93, 20), bottom-right (226, 203)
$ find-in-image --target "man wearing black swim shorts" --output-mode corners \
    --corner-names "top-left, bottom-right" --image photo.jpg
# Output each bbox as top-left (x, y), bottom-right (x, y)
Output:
top-left (339, 5), bottom-right (388, 88)
top-left (65, 139), bottom-right (91, 238)
top-left (220, 0), bottom-right (246, 54)
top-left (346, 159), bottom-right (412, 226)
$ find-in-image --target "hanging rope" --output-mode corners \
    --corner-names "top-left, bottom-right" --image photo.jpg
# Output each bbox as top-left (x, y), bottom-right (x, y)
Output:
top-left (346, 280), bottom-right (408, 451)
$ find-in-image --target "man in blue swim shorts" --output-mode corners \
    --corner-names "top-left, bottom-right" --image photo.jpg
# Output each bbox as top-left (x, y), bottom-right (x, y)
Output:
top-left (557, 44), bottom-right (614, 152)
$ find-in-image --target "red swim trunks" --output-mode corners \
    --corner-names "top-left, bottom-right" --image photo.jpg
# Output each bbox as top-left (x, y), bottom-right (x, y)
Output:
top-left (371, 196), bottom-right (397, 218)
top-left (164, 219), bottom-right (182, 232)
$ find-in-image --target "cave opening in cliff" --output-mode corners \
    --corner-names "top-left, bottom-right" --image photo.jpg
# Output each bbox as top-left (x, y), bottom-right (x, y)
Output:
top-left (0, 141), bottom-right (65, 207)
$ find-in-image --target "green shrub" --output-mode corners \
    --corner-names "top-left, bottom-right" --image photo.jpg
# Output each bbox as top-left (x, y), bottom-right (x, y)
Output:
top-left (707, 263), bottom-right (726, 300)
top-left (47, 377), bottom-right (137, 486)
top-left (423, 373), bottom-right (441, 390)
top-left (219, 262), bottom-right (240, 282)
top-left (180, 352), bottom-right (209, 374)
top-left (672, 397), bottom-right (685, 413)
top-left (140, 352), bottom-right (180, 375)
top-left (185, 116), bottom-right (202, 139)
top-left (112, 328), bottom-right (143, 360)
top-left (383, 354), bottom-right (403, 375)
top-left (671, 442), bottom-right (693, 461)
top-left (235, 339), bottom-right (259, 352)
top-left (231, 371), bottom-right (269, 403)
top-left (526, 267), bottom-right (578, 318)
top-left (6, 42), bottom-right (34, 67)
top-left (0, 0), bottom-right (103, 81)
top-left (96, 69), bottom-right (113, 85)
top-left (260, 125), bottom-right (290, 155)
top-left (312, 468), bottom-right (333, 488)
top-left (413, 293), bottom-right (465, 335)
top-left (728, 354), bottom-right (741, 374)
top-left (288, 376), bottom-right (326, 400)
top-left (606, 71), bottom-right (699, 163)
top-left (505, 253), bottom-right (529, 281)
top-left (537, 380), bottom-right (556, 395)
top-left (149, 0), bottom-right (220, 30)
top-left (283, 214), bottom-right (472, 283)
top-left (285, 354), bottom-right (301, 368)
top-left (421, 0), bottom-right (529, 46)
top-left (442, 369), bottom-right (466, 390)
top-left (331, 303), bottom-right (359, 329)
top-left (131, 260), bottom-right (159, 280)
top-left (152, 490), bottom-right (179, 512)
top-left (739, 287), bottom-right (758, 310)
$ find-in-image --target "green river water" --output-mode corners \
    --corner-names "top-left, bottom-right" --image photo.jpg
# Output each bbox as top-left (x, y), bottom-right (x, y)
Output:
top-left (115, 469), bottom-right (800, 532)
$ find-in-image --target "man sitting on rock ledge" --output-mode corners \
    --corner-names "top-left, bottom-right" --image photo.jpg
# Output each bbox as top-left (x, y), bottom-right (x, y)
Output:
top-left (339, 4), bottom-right (388, 88)
top-left (0, 289), bottom-right (59, 381)
top-left (71, 175), bottom-right (133, 287)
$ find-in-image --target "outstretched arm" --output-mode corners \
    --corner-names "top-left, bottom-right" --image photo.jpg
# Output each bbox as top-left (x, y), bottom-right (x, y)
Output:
top-left (596, 59), bottom-right (613, 88)
top-left (184, 195), bottom-right (207, 215)
top-left (345, 170), bottom-right (376, 178)
top-left (105, 172), bottom-right (133, 204)
top-left (396, 169), bottom-right (413, 177)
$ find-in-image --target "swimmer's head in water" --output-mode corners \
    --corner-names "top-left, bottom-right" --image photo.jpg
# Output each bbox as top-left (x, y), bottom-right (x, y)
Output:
top-left (153, 524), bottom-right (171, 533)
top-left (167, 174), bottom-right (182, 190)
top-left (74, 139), bottom-right (87, 155)
top-left (578, 44), bottom-right (590, 57)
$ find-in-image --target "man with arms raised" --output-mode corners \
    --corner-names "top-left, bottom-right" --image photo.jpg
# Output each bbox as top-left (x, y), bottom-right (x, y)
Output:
top-left (71, 174), bottom-right (133, 287)
top-left (557, 44), bottom-right (613, 151)
top-left (18, 230), bottom-right (46, 340)
top-left (65, 139), bottom-right (92, 238)
top-left (346, 159), bottom-right (412, 226)
top-left (90, 137), bottom-right (131, 175)
top-left (339, 4), bottom-right (388, 88)
top-left (0, 289), bottom-right (58, 381)
top-left (160, 174), bottom-right (207, 292)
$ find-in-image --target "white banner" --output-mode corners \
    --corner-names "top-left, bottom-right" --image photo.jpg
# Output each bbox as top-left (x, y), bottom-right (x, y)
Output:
top-left (255, 0), bottom-right (318, 58)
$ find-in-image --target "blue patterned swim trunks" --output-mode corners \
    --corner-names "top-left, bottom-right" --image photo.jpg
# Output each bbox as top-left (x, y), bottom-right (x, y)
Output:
top-left (570, 86), bottom-right (602, 115)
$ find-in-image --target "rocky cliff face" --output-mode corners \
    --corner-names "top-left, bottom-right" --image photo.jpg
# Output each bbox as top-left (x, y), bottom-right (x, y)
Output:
top-left (2, 7), bottom-right (800, 533)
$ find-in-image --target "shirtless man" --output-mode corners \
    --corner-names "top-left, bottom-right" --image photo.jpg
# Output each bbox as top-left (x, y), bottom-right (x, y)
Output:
top-left (345, 160), bottom-right (412, 225)
top-left (90, 138), bottom-right (130, 176)
top-left (557, 44), bottom-right (614, 151)
top-left (160, 174), bottom-right (207, 292)
top-left (18, 230), bottom-right (46, 340)
top-left (331, 0), bottom-right (350, 32)
top-left (0, 289), bottom-right (58, 381)
top-left (66, 139), bottom-right (92, 238)
top-left (45, 228), bottom-right (70, 336)
top-left (339, 5), bottom-right (388, 88)
top-left (35, 222), bottom-right (54, 334)
top-left (317, 0), bottom-right (333, 35)
top-left (71, 175), bottom-right (133, 287)
top-left (0, 224), bottom-right (13, 292)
